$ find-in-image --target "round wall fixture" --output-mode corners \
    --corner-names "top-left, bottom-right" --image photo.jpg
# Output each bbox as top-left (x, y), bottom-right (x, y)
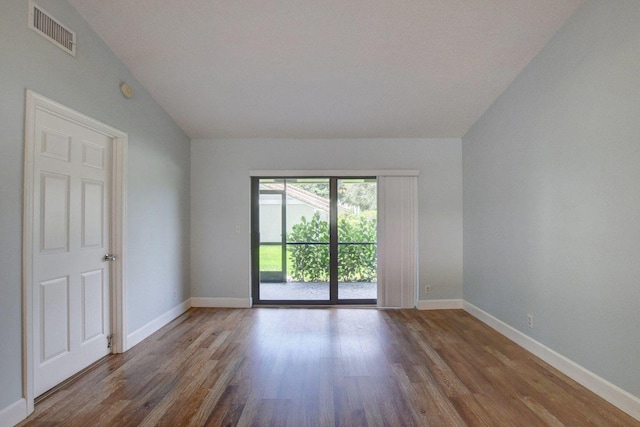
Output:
top-left (120, 83), bottom-right (133, 99)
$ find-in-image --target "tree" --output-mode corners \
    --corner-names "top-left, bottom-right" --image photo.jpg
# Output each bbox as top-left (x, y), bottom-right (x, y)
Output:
top-left (339, 182), bottom-right (376, 211)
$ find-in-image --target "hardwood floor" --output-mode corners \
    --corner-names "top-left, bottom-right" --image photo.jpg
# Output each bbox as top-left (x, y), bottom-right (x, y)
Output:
top-left (19, 308), bottom-right (639, 426)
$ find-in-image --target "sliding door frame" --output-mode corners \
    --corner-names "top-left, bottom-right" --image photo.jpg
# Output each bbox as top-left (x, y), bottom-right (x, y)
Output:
top-left (251, 176), bottom-right (377, 306)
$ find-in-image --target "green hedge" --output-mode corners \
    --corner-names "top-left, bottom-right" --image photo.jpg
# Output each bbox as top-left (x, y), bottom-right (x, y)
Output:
top-left (287, 212), bottom-right (377, 282)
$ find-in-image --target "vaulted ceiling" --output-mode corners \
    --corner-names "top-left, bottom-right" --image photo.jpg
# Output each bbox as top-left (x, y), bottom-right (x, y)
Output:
top-left (67, 0), bottom-right (584, 139)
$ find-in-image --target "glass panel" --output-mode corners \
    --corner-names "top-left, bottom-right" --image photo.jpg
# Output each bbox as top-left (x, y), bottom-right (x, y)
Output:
top-left (285, 178), bottom-right (330, 242)
top-left (259, 193), bottom-right (282, 244)
top-left (260, 244), bottom-right (283, 272)
top-left (259, 178), bottom-right (330, 301)
top-left (259, 190), bottom-right (285, 284)
top-left (337, 179), bottom-right (377, 300)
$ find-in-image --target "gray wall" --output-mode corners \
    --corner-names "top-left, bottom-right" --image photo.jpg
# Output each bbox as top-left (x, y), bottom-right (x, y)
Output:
top-left (0, 0), bottom-right (190, 410)
top-left (191, 138), bottom-right (463, 302)
top-left (463, 0), bottom-right (640, 398)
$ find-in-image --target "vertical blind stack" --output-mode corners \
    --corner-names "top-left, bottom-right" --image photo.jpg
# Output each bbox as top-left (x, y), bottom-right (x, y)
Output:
top-left (377, 176), bottom-right (418, 308)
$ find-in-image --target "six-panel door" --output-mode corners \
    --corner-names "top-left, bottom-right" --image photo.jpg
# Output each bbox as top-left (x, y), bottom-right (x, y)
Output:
top-left (33, 108), bottom-right (112, 396)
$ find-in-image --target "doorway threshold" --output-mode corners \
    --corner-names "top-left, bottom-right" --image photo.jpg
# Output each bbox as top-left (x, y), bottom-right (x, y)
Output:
top-left (253, 304), bottom-right (377, 309)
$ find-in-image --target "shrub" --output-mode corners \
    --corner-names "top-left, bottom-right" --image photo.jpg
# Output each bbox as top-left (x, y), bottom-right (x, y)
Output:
top-left (337, 214), bottom-right (377, 282)
top-left (287, 212), bottom-right (377, 282)
top-left (287, 214), bottom-right (330, 281)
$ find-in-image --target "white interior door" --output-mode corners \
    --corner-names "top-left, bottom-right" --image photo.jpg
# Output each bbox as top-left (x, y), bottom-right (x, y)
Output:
top-left (32, 107), bottom-right (113, 396)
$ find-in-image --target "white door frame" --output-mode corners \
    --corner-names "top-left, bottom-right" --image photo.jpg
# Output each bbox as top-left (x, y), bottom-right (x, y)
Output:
top-left (22, 90), bottom-right (128, 414)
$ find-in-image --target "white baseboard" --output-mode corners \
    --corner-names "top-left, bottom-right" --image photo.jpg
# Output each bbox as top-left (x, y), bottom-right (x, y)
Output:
top-left (0, 398), bottom-right (27, 427)
top-left (190, 297), bottom-right (252, 308)
top-left (126, 299), bottom-right (191, 350)
top-left (463, 301), bottom-right (640, 422)
top-left (417, 299), bottom-right (464, 310)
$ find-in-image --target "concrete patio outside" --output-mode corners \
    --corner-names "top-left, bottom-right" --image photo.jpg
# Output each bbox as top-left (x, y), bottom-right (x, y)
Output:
top-left (260, 281), bottom-right (377, 300)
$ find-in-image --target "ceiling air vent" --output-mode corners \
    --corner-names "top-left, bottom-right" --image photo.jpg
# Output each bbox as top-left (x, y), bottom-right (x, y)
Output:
top-left (28, 1), bottom-right (76, 57)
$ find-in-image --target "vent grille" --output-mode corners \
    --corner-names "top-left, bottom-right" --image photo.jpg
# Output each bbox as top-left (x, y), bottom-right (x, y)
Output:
top-left (29, 1), bottom-right (76, 57)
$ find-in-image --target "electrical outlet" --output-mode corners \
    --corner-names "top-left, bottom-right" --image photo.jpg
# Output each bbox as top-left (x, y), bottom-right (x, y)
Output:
top-left (173, 290), bottom-right (177, 299)
top-left (425, 285), bottom-right (431, 294)
top-left (527, 314), bottom-right (534, 328)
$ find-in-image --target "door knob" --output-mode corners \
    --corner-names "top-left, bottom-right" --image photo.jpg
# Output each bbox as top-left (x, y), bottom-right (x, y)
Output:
top-left (103, 253), bottom-right (117, 262)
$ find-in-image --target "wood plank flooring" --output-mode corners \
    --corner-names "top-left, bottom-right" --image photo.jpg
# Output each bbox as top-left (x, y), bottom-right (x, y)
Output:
top-left (19, 308), bottom-right (639, 426)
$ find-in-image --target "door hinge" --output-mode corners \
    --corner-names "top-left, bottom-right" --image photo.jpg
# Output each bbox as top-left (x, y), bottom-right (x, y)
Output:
top-left (107, 334), bottom-right (114, 349)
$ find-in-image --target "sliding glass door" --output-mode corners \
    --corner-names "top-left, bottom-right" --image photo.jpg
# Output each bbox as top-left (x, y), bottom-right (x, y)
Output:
top-left (256, 178), bottom-right (331, 301)
top-left (251, 177), bottom-right (377, 305)
top-left (337, 178), bottom-right (377, 300)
